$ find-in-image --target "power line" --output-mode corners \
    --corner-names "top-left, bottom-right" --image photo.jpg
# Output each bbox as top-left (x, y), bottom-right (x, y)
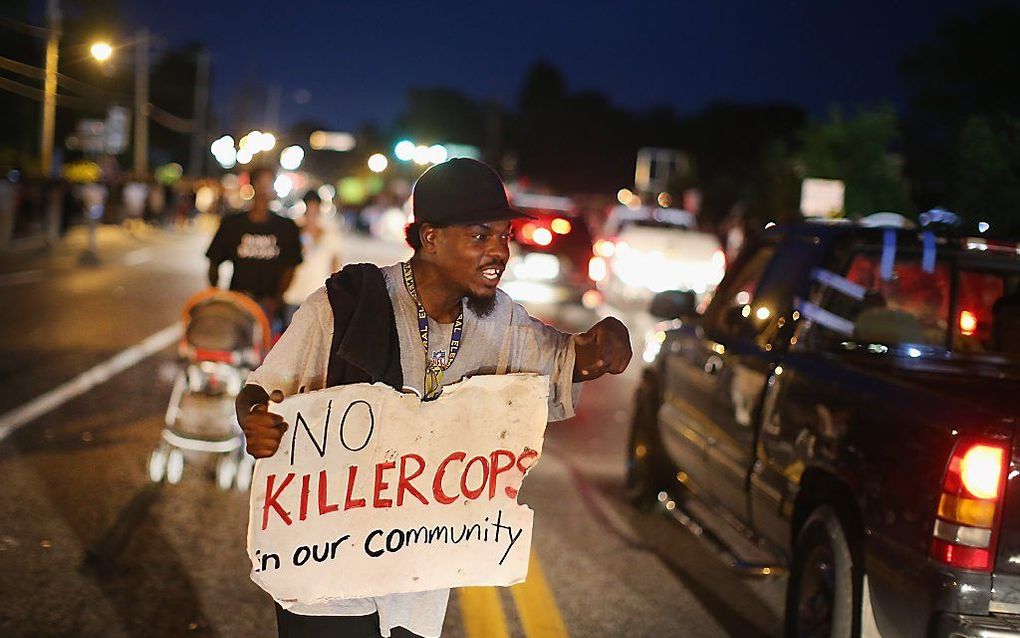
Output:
top-left (0, 74), bottom-right (92, 109)
top-left (0, 15), bottom-right (53, 39)
top-left (0, 54), bottom-right (195, 133)
top-left (0, 54), bottom-right (131, 102)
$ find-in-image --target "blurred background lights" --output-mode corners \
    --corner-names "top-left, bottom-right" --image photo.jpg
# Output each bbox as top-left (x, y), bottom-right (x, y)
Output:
top-left (367, 153), bottom-right (389, 173)
top-left (259, 133), bottom-right (276, 152)
top-left (394, 140), bottom-right (415, 161)
top-left (412, 145), bottom-right (431, 165)
top-left (273, 174), bottom-right (293, 198)
top-left (531, 227), bottom-right (553, 246)
top-left (428, 144), bottom-right (448, 164)
top-left (279, 145), bottom-right (304, 171)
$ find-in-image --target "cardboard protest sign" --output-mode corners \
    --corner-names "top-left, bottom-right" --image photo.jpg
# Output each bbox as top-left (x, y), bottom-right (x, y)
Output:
top-left (246, 373), bottom-right (549, 607)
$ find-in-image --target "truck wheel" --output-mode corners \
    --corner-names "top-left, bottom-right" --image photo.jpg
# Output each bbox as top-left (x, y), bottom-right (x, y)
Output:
top-left (625, 384), bottom-right (661, 509)
top-left (785, 506), bottom-right (860, 638)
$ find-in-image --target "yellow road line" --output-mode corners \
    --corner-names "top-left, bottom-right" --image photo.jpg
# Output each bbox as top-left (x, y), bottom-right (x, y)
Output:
top-left (459, 586), bottom-right (510, 638)
top-left (511, 550), bottom-right (570, 638)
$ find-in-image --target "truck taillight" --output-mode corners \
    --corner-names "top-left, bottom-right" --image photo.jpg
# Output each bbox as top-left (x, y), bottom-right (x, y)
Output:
top-left (931, 439), bottom-right (1009, 571)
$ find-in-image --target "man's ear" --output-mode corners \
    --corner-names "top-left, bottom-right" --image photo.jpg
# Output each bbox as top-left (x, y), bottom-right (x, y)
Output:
top-left (420, 223), bottom-right (440, 254)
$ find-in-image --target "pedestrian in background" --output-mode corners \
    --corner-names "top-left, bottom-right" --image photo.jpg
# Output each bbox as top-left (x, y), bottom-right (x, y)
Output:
top-left (282, 190), bottom-right (343, 325)
top-left (206, 166), bottom-right (302, 333)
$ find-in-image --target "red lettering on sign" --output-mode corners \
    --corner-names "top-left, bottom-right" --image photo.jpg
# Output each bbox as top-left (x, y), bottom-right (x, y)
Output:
top-left (461, 455), bottom-right (489, 500)
top-left (299, 473), bottom-right (311, 521)
top-left (517, 447), bottom-right (539, 474)
top-left (488, 450), bottom-right (517, 499)
top-left (397, 454), bottom-right (428, 506)
top-left (261, 472), bottom-right (294, 531)
top-left (344, 465), bottom-right (366, 510)
top-left (433, 452), bottom-right (466, 505)
top-left (373, 461), bottom-right (396, 508)
top-left (318, 469), bottom-right (339, 515)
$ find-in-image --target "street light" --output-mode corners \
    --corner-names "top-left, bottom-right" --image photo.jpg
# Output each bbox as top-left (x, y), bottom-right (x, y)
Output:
top-left (90, 41), bottom-right (113, 62)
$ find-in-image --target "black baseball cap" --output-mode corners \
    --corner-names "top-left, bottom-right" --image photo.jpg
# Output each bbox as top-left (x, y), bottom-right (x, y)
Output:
top-left (411, 158), bottom-right (534, 225)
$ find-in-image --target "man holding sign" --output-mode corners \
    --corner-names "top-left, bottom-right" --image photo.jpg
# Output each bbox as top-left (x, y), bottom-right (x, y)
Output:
top-left (237, 158), bottom-right (632, 638)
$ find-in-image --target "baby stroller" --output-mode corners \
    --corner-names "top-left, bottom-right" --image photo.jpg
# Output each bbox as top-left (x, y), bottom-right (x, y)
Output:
top-left (148, 289), bottom-right (272, 490)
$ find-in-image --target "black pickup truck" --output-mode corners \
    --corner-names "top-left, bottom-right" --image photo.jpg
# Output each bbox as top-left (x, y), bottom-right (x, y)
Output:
top-left (627, 220), bottom-right (1020, 637)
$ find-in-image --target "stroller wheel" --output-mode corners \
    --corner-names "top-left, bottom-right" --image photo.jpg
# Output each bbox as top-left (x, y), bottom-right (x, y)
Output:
top-left (216, 455), bottom-right (238, 491)
top-left (235, 454), bottom-right (255, 491)
top-left (166, 449), bottom-right (185, 485)
top-left (148, 444), bottom-right (169, 483)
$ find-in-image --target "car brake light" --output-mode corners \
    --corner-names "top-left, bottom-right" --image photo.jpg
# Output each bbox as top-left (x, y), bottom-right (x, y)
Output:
top-left (551, 218), bottom-right (572, 235)
top-left (959, 310), bottom-right (978, 336)
top-left (588, 256), bottom-right (607, 282)
top-left (593, 239), bottom-right (616, 258)
top-left (931, 439), bottom-right (1008, 571)
top-left (532, 227), bottom-right (553, 246)
top-left (521, 222), bottom-right (537, 242)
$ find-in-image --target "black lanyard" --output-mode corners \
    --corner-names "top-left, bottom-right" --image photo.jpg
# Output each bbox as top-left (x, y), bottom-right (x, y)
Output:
top-left (401, 261), bottom-right (464, 399)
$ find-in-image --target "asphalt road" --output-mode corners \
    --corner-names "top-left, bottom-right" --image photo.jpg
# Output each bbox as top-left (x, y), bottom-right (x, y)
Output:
top-left (0, 220), bottom-right (784, 637)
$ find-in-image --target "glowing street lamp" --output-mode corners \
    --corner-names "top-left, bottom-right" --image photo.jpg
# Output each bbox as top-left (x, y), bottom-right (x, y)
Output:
top-left (90, 41), bottom-right (113, 62)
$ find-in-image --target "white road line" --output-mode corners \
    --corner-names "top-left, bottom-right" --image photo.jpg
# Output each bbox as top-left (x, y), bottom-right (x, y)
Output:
top-left (0, 270), bottom-right (44, 287)
top-left (0, 322), bottom-right (182, 442)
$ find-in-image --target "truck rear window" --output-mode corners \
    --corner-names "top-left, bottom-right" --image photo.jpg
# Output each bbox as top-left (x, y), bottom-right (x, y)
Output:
top-left (806, 251), bottom-right (1020, 358)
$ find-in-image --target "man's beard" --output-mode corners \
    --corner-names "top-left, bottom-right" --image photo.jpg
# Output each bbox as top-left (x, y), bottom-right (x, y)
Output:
top-left (466, 292), bottom-right (497, 318)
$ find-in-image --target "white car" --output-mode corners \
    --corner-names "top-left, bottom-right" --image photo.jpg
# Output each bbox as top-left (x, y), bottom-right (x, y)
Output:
top-left (592, 205), bottom-right (726, 307)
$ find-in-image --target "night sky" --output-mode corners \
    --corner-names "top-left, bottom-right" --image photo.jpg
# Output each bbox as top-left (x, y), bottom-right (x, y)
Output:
top-left (124, 0), bottom-right (1013, 133)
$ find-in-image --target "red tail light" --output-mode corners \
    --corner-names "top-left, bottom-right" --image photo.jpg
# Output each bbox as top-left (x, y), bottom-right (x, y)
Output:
top-left (931, 439), bottom-right (1009, 571)
top-left (518, 222), bottom-right (553, 247)
top-left (550, 218), bottom-right (572, 235)
top-left (532, 227), bottom-right (553, 246)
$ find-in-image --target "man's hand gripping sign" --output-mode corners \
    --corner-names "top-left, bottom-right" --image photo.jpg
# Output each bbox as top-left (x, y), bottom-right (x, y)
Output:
top-left (246, 374), bottom-right (548, 608)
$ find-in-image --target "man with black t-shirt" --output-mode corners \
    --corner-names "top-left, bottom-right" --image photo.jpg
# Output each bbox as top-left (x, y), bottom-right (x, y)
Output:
top-left (206, 167), bottom-right (302, 326)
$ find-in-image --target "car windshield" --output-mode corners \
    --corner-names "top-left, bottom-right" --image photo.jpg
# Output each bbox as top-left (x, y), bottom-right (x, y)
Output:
top-left (804, 244), bottom-right (1020, 361)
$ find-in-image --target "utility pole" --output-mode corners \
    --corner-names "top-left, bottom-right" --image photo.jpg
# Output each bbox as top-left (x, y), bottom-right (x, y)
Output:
top-left (40, 0), bottom-right (61, 176)
top-left (187, 48), bottom-right (210, 177)
top-left (133, 27), bottom-right (149, 176)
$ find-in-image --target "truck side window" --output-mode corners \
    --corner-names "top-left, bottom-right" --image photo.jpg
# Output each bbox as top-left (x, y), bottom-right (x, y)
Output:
top-left (703, 244), bottom-right (776, 343)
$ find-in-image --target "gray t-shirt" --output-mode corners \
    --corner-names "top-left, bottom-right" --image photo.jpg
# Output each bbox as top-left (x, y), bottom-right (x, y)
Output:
top-left (246, 262), bottom-right (579, 637)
